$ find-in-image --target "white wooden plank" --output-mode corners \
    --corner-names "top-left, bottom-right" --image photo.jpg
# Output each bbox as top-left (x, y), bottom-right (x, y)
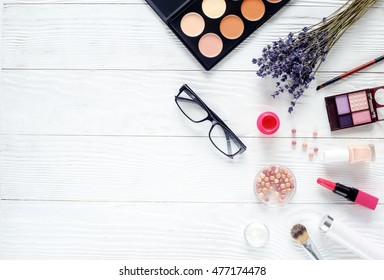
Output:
top-left (1, 135), bottom-right (383, 202)
top-left (2, 4), bottom-right (384, 71)
top-left (1, 201), bottom-right (383, 259)
top-left (3, 70), bottom-right (384, 138)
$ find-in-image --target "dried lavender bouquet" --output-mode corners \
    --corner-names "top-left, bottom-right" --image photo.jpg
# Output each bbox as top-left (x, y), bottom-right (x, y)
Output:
top-left (253, 0), bottom-right (378, 112)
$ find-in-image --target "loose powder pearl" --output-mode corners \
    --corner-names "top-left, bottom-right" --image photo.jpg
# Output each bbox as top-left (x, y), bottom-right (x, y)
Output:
top-left (274, 179), bottom-right (279, 184)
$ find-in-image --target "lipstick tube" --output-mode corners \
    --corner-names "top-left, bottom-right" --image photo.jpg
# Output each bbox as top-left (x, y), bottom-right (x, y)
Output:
top-left (319, 215), bottom-right (384, 260)
top-left (317, 178), bottom-right (379, 210)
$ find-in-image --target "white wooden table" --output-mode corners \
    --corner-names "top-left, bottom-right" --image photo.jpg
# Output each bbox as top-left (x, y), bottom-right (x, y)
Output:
top-left (0, 0), bottom-right (383, 259)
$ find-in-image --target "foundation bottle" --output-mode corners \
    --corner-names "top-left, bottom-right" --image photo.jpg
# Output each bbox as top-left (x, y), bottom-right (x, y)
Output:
top-left (323, 144), bottom-right (375, 163)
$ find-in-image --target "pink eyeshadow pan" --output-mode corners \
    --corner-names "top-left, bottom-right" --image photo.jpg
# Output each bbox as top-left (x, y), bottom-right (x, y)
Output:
top-left (198, 33), bottom-right (223, 58)
top-left (352, 110), bottom-right (372, 125)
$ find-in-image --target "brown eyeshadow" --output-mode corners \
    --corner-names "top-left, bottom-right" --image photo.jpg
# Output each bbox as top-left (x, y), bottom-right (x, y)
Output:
top-left (220, 15), bottom-right (244, 40)
top-left (241, 0), bottom-right (266, 21)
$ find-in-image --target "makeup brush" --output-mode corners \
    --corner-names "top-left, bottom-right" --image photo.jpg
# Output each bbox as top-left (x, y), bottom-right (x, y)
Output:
top-left (291, 224), bottom-right (323, 260)
top-left (316, 54), bottom-right (384, 90)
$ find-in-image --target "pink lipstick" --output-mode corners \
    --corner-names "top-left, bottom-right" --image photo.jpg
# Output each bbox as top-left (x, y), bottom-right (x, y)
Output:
top-left (317, 178), bottom-right (379, 210)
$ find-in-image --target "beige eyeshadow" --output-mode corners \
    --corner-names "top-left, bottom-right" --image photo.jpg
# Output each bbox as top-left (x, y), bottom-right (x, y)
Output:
top-left (241, 0), bottom-right (265, 21)
top-left (220, 15), bottom-right (244, 40)
top-left (202, 0), bottom-right (227, 19)
top-left (198, 33), bottom-right (223, 58)
top-left (348, 91), bottom-right (369, 112)
top-left (180, 12), bottom-right (205, 37)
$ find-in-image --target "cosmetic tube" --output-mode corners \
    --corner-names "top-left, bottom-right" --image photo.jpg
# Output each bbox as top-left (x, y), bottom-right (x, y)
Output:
top-left (319, 215), bottom-right (384, 260)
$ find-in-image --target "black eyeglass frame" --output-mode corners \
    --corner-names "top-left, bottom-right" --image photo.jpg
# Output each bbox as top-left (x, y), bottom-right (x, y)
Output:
top-left (175, 84), bottom-right (247, 158)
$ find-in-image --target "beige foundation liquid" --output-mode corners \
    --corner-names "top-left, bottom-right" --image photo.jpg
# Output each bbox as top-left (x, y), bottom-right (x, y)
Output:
top-left (323, 144), bottom-right (375, 163)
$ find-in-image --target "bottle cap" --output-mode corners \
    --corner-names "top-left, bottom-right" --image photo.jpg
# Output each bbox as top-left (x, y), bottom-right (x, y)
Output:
top-left (319, 215), bottom-right (334, 233)
top-left (257, 111), bottom-right (280, 135)
top-left (323, 149), bottom-right (349, 162)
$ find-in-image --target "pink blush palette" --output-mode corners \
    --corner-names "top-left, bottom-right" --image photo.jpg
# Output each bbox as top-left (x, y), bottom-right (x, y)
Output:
top-left (325, 86), bottom-right (384, 131)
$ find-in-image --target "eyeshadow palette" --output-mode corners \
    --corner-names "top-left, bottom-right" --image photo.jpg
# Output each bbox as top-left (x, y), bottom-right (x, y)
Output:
top-left (146, 0), bottom-right (290, 70)
top-left (325, 86), bottom-right (384, 131)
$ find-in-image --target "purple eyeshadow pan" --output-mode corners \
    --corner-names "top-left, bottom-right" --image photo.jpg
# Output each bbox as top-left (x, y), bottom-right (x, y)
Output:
top-left (339, 114), bottom-right (353, 128)
top-left (335, 95), bottom-right (350, 115)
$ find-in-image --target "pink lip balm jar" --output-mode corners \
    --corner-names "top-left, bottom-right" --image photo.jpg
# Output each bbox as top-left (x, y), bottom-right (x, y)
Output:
top-left (257, 112), bottom-right (280, 135)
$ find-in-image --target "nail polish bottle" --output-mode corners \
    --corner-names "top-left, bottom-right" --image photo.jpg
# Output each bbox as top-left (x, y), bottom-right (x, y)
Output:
top-left (323, 144), bottom-right (375, 163)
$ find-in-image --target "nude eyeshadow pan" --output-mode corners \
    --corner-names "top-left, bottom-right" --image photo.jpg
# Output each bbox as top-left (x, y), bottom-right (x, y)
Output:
top-left (145, 0), bottom-right (290, 70)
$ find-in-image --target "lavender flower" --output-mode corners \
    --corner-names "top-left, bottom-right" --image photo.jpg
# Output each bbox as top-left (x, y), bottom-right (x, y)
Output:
top-left (254, 0), bottom-right (378, 112)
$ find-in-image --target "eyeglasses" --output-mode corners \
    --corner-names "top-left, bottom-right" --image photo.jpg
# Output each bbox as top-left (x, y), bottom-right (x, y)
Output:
top-left (175, 84), bottom-right (247, 158)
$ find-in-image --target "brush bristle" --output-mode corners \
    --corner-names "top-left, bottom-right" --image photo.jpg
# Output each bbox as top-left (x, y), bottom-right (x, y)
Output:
top-left (291, 224), bottom-right (310, 245)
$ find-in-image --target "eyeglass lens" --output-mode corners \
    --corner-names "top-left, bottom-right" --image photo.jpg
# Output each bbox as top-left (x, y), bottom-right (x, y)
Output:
top-left (210, 123), bottom-right (241, 156)
top-left (176, 90), bottom-right (208, 122)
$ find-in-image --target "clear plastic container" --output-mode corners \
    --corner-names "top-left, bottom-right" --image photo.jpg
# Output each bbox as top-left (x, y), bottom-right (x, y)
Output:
top-left (254, 165), bottom-right (296, 207)
top-left (244, 222), bottom-right (269, 248)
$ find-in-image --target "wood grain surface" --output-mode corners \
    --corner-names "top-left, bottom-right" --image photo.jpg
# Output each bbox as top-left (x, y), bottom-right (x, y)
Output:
top-left (1, 0), bottom-right (384, 259)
